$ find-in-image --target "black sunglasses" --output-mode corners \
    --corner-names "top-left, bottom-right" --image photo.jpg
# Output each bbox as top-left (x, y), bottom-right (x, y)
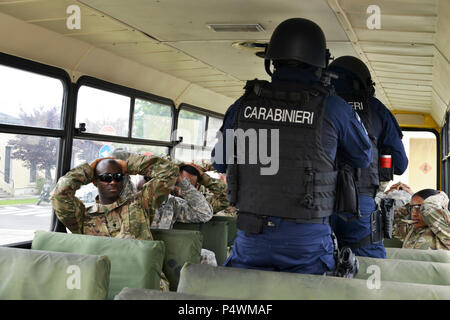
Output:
top-left (97, 173), bottom-right (124, 183)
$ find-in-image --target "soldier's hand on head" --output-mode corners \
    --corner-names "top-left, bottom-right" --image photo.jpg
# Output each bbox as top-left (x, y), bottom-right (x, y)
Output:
top-left (386, 182), bottom-right (413, 195)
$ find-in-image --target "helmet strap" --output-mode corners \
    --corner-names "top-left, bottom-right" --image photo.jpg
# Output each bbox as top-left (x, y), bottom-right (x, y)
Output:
top-left (265, 59), bottom-right (273, 77)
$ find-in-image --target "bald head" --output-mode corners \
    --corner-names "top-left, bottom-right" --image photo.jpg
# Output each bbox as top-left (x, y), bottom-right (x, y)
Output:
top-left (95, 159), bottom-right (122, 176)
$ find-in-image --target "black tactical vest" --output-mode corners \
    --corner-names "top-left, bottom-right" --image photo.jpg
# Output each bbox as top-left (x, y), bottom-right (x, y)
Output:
top-left (338, 92), bottom-right (379, 197)
top-left (226, 79), bottom-right (338, 220)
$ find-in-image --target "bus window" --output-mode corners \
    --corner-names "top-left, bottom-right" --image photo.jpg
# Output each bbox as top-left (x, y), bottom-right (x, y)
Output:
top-left (0, 133), bottom-right (60, 245)
top-left (174, 107), bottom-right (222, 163)
top-left (206, 116), bottom-right (223, 148)
top-left (133, 98), bottom-right (173, 142)
top-left (388, 130), bottom-right (437, 192)
top-left (0, 63), bottom-right (65, 245)
top-left (0, 65), bottom-right (63, 129)
top-left (76, 86), bottom-right (130, 137)
top-left (177, 109), bottom-right (206, 146)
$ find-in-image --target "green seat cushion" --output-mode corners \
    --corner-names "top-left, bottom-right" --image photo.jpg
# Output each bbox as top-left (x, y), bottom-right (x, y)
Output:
top-left (383, 238), bottom-right (403, 248)
top-left (151, 228), bottom-right (202, 291)
top-left (177, 263), bottom-right (450, 299)
top-left (0, 247), bottom-right (110, 300)
top-left (385, 248), bottom-right (450, 263)
top-left (173, 219), bottom-right (228, 265)
top-left (355, 256), bottom-right (450, 285)
top-left (31, 231), bottom-right (165, 300)
top-left (211, 215), bottom-right (237, 246)
top-left (114, 287), bottom-right (226, 300)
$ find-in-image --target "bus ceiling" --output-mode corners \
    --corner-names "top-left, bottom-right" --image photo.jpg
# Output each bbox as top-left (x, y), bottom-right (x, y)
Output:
top-left (0, 0), bottom-right (449, 127)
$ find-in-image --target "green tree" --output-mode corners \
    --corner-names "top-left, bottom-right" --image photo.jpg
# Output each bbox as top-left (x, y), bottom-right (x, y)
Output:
top-left (133, 99), bottom-right (172, 141)
top-left (7, 106), bottom-right (60, 181)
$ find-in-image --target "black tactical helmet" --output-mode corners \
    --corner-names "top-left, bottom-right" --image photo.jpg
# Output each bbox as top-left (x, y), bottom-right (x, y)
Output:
top-left (265, 18), bottom-right (328, 69)
top-left (328, 56), bottom-right (373, 91)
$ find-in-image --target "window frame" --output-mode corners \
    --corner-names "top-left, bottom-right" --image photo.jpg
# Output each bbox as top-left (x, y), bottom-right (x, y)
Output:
top-left (401, 127), bottom-right (441, 191)
top-left (174, 103), bottom-right (223, 160)
top-left (0, 52), bottom-right (72, 246)
top-left (441, 113), bottom-right (450, 194)
top-left (74, 76), bottom-right (177, 149)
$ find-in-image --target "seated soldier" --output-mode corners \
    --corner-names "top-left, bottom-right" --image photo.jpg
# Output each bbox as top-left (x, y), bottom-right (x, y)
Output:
top-left (391, 185), bottom-right (450, 250)
top-left (191, 161), bottom-right (238, 217)
top-left (51, 154), bottom-right (179, 290)
top-left (136, 164), bottom-right (217, 266)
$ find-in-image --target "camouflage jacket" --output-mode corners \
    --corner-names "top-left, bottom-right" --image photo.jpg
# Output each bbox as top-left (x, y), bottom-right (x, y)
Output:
top-left (393, 192), bottom-right (450, 250)
top-left (198, 172), bottom-right (230, 213)
top-left (375, 189), bottom-right (412, 212)
top-left (51, 154), bottom-right (179, 240)
top-left (151, 178), bottom-right (213, 229)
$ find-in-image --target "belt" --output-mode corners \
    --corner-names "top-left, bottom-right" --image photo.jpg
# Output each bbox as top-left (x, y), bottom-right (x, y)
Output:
top-left (269, 217), bottom-right (328, 225)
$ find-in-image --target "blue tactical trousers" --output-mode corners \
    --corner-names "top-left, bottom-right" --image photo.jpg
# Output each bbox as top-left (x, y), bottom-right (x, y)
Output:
top-left (331, 195), bottom-right (386, 259)
top-left (224, 217), bottom-right (336, 275)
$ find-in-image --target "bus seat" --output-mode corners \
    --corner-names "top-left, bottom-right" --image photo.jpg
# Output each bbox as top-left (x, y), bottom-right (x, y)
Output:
top-left (150, 228), bottom-right (202, 291)
top-left (386, 247), bottom-right (450, 263)
top-left (31, 231), bottom-right (164, 300)
top-left (177, 262), bottom-right (450, 299)
top-left (173, 218), bottom-right (229, 265)
top-left (114, 287), bottom-right (226, 300)
top-left (383, 238), bottom-right (403, 248)
top-left (355, 256), bottom-right (450, 285)
top-left (210, 215), bottom-right (237, 246)
top-left (0, 247), bottom-right (110, 300)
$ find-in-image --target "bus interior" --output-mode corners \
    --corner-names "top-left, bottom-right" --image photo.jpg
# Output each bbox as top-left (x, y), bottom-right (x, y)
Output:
top-left (0, 0), bottom-right (450, 300)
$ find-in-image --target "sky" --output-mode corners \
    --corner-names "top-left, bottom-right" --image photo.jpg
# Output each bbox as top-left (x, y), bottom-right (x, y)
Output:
top-left (0, 65), bottom-right (130, 132)
top-left (0, 65), bottom-right (63, 121)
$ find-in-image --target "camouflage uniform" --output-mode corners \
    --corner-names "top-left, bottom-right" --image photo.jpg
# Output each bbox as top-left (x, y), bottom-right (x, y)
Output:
top-left (151, 178), bottom-right (213, 229)
top-left (393, 192), bottom-right (450, 250)
top-left (197, 172), bottom-right (231, 214)
top-left (177, 159), bottom-right (231, 214)
top-left (51, 153), bottom-right (179, 240)
top-left (151, 178), bottom-right (217, 266)
top-left (215, 206), bottom-right (238, 218)
top-left (375, 189), bottom-right (412, 212)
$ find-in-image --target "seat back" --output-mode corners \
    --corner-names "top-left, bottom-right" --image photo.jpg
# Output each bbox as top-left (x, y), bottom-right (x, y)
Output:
top-left (355, 256), bottom-right (450, 285)
top-left (383, 238), bottom-right (403, 248)
top-left (151, 228), bottom-right (202, 291)
top-left (0, 247), bottom-right (110, 300)
top-left (177, 263), bottom-right (450, 299)
top-left (31, 231), bottom-right (165, 299)
top-left (210, 215), bottom-right (237, 246)
top-left (385, 247), bottom-right (450, 263)
top-left (173, 218), bottom-right (229, 265)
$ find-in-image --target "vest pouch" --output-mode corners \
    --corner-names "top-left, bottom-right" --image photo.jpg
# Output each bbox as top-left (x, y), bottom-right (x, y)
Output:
top-left (370, 210), bottom-right (384, 244)
top-left (226, 162), bottom-right (238, 205)
top-left (380, 198), bottom-right (395, 239)
top-left (236, 213), bottom-right (267, 235)
top-left (379, 167), bottom-right (393, 182)
top-left (379, 153), bottom-right (393, 182)
top-left (335, 164), bottom-right (360, 217)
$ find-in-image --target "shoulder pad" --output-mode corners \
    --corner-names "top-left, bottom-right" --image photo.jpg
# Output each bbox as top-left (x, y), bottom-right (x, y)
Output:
top-left (244, 79), bottom-right (270, 96)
